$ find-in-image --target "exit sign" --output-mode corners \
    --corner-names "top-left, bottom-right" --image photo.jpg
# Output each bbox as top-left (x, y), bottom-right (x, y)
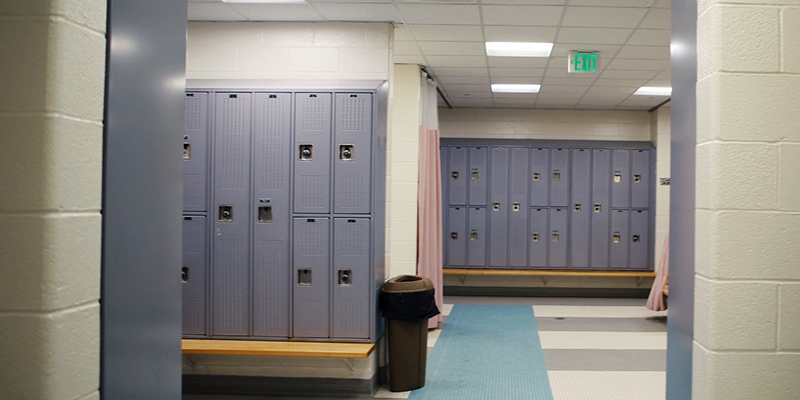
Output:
top-left (568, 52), bottom-right (599, 73)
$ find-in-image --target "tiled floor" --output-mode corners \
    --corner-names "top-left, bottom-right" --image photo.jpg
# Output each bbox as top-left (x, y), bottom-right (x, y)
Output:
top-left (375, 296), bottom-right (667, 400)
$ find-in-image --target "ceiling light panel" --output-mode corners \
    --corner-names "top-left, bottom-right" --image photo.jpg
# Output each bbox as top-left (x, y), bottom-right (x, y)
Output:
top-left (486, 42), bottom-right (554, 57)
top-left (634, 86), bottom-right (672, 96)
top-left (491, 84), bottom-right (541, 93)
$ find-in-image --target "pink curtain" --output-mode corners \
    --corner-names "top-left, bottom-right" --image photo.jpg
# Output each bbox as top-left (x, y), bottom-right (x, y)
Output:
top-left (646, 234), bottom-right (669, 311)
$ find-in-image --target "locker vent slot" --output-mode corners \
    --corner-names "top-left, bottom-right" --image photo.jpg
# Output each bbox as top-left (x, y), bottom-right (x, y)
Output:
top-left (183, 220), bottom-right (204, 254)
top-left (182, 296), bottom-right (203, 331)
top-left (297, 221), bottom-right (326, 256)
top-left (217, 239), bottom-right (247, 333)
top-left (297, 300), bottom-right (324, 333)
top-left (342, 97), bottom-right (368, 132)
top-left (339, 175), bottom-right (368, 209)
top-left (220, 97), bottom-right (247, 191)
top-left (260, 96), bottom-right (286, 191)
top-left (337, 300), bottom-right (366, 334)
top-left (298, 269), bottom-right (313, 285)
top-left (298, 175), bottom-right (327, 210)
top-left (339, 222), bottom-right (367, 256)
top-left (183, 174), bottom-right (204, 209)
top-left (185, 96), bottom-right (204, 130)
top-left (300, 96), bottom-right (327, 131)
top-left (255, 239), bottom-right (286, 332)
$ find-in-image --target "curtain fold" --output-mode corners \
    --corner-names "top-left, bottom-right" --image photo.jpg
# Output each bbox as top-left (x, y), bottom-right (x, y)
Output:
top-left (646, 234), bottom-right (669, 311)
top-left (417, 74), bottom-right (443, 329)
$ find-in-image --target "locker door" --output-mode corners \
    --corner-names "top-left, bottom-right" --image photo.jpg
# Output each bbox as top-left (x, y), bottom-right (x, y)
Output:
top-left (611, 149), bottom-right (631, 209)
top-left (333, 218), bottom-right (371, 339)
top-left (530, 147), bottom-right (550, 206)
top-left (182, 216), bottom-right (207, 336)
top-left (467, 208), bottom-right (487, 266)
top-left (610, 210), bottom-right (630, 269)
top-left (489, 147), bottom-right (510, 267)
top-left (252, 93), bottom-right (292, 338)
top-left (294, 93), bottom-right (332, 214)
top-left (334, 93), bottom-right (372, 214)
top-left (591, 149), bottom-right (611, 268)
top-left (448, 147), bottom-right (468, 205)
top-left (631, 149), bottom-right (651, 209)
top-left (570, 149), bottom-right (591, 269)
top-left (468, 147), bottom-right (488, 206)
top-left (212, 92), bottom-right (251, 337)
top-left (549, 208), bottom-right (568, 268)
top-left (183, 92), bottom-right (209, 213)
top-left (446, 207), bottom-right (467, 266)
top-left (550, 148), bottom-right (570, 206)
top-left (508, 148), bottom-right (530, 267)
top-left (293, 217), bottom-right (331, 338)
top-left (630, 210), bottom-right (649, 269)
top-left (529, 208), bottom-right (548, 268)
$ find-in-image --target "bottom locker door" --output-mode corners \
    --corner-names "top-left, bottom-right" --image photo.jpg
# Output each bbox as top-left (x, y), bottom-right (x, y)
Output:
top-left (610, 210), bottom-right (630, 269)
top-left (293, 217), bottom-right (331, 339)
top-left (467, 208), bottom-right (487, 267)
top-left (446, 207), bottom-right (467, 266)
top-left (182, 215), bottom-right (207, 336)
top-left (630, 210), bottom-right (649, 270)
top-left (529, 208), bottom-right (548, 268)
top-left (333, 218), bottom-right (371, 339)
top-left (548, 208), bottom-right (568, 268)
top-left (591, 208), bottom-right (610, 269)
top-left (570, 207), bottom-right (590, 269)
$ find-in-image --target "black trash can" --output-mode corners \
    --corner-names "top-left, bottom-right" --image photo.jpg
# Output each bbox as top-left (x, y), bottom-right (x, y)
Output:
top-left (380, 275), bottom-right (440, 392)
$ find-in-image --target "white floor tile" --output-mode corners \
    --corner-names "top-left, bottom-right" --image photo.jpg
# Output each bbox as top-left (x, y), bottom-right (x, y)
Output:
top-left (539, 331), bottom-right (667, 350)
top-left (548, 371), bottom-right (666, 400)
top-left (442, 303), bottom-right (454, 316)
top-left (374, 385), bottom-right (411, 399)
top-left (534, 305), bottom-right (667, 319)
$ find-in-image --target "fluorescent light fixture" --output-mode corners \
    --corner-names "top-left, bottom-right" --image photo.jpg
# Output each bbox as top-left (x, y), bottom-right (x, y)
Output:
top-left (491, 84), bottom-right (541, 93)
top-left (223, 0), bottom-right (307, 3)
top-left (634, 86), bottom-right (672, 96)
top-left (486, 42), bottom-right (553, 57)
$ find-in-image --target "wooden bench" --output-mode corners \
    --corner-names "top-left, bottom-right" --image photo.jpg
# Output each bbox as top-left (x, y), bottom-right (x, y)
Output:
top-left (182, 339), bottom-right (375, 359)
top-left (444, 268), bottom-right (656, 284)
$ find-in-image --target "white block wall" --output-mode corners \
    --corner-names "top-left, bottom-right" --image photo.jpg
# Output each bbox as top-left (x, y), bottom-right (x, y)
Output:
top-left (0, 1), bottom-right (106, 399)
top-left (650, 108), bottom-right (670, 269)
top-left (694, 2), bottom-right (800, 398)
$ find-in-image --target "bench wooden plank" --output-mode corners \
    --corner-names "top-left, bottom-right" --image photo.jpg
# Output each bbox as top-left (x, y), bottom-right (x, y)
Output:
top-left (444, 268), bottom-right (656, 278)
top-left (182, 339), bottom-right (375, 359)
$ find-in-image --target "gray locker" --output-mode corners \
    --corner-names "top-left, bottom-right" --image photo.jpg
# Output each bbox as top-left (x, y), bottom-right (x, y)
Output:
top-left (182, 215), bottom-right (207, 336)
top-left (611, 149), bottom-right (631, 209)
top-left (529, 208), bottom-right (548, 267)
top-left (333, 218), bottom-right (371, 339)
top-left (334, 93), bottom-right (372, 214)
top-left (591, 149), bottom-right (611, 268)
top-left (550, 148), bottom-right (570, 206)
top-left (441, 147), bottom-right (449, 247)
top-left (212, 92), bottom-right (251, 337)
top-left (448, 147), bottom-right (468, 206)
top-left (489, 147), bottom-right (509, 267)
top-left (530, 147), bottom-right (549, 206)
top-left (468, 147), bottom-right (488, 206)
top-left (294, 93), bottom-right (332, 214)
top-left (252, 93), bottom-right (292, 338)
top-left (549, 208), bottom-right (568, 268)
top-left (293, 217), bottom-right (331, 338)
top-left (570, 149), bottom-right (591, 269)
top-left (631, 149), bottom-right (651, 209)
top-left (610, 209), bottom-right (630, 269)
top-left (508, 148), bottom-right (530, 267)
top-left (446, 207), bottom-right (467, 266)
top-left (183, 92), bottom-right (209, 213)
top-left (467, 208), bottom-right (487, 266)
top-left (630, 210), bottom-right (649, 269)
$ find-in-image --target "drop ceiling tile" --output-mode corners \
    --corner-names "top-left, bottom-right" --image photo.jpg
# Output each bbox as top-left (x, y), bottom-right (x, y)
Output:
top-left (626, 29), bottom-right (670, 46)
top-left (482, 0), bottom-right (564, 4)
top-left (654, 69), bottom-right (671, 80)
top-left (568, 0), bottom-right (655, 6)
top-left (444, 91), bottom-right (493, 98)
top-left (599, 69), bottom-right (659, 79)
top-left (443, 84), bottom-right (491, 92)
top-left (644, 79), bottom-right (671, 87)
top-left (437, 76), bottom-right (491, 85)
top-left (230, 4), bottom-right (324, 21)
top-left (640, 8), bottom-right (671, 29)
top-left (539, 85), bottom-right (589, 94)
top-left (488, 57), bottom-right (549, 68)
top-left (394, 25), bottom-right (414, 41)
top-left (556, 27), bottom-right (633, 45)
top-left (562, 7), bottom-right (647, 28)
top-left (606, 58), bottom-right (669, 70)
top-left (426, 55), bottom-right (487, 68)
top-left (536, 99), bottom-right (580, 106)
top-left (492, 94), bottom-right (539, 100)
top-left (615, 45), bottom-right (670, 60)
top-left (489, 68), bottom-right (546, 77)
top-left (653, 0), bottom-right (670, 8)
top-left (483, 26), bottom-right (559, 42)
top-left (541, 77), bottom-right (599, 86)
top-left (482, 6), bottom-right (564, 26)
top-left (394, 55), bottom-right (427, 64)
top-left (592, 78), bottom-right (648, 87)
top-left (451, 98), bottom-right (495, 107)
top-left (491, 77), bottom-right (545, 84)
top-left (551, 44), bottom-right (620, 58)
top-left (581, 92), bottom-right (631, 100)
top-left (396, 4), bottom-right (481, 25)
top-left (394, 40), bottom-right (422, 56)
top-left (430, 67), bottom-right (489, 76)
top-left (188, 0), bottom-right (221, 2)
top-left (418, 41), bottom-right (485, 56)
top-left (408, 25), bottom-right (484, 41)
top-left (313, 3), bottom-right (400, 22)
top-left (544, 68), bottom-right (599, 79)
top-left (575, 102), bottom-right (620, 110)
top-left (311, 0), bottom-right (390, 3)
top-left (188, 4), bottom-right (246, 21)
top-left (585, 85), bottom-right (636, 96)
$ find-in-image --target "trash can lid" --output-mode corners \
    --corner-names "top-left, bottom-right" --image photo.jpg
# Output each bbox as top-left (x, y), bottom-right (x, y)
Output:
top-left (382, 275), bottom-right (434, 293)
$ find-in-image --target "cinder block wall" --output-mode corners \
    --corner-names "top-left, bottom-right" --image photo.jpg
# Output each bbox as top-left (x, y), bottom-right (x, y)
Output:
top-left (694, 2), bottom-right (800, 398)
top-left (0, 2), bottom-right (106, 399)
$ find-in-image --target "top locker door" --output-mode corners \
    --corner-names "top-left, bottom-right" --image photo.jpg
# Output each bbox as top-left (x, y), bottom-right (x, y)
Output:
top-left (631, 149), bottom-right (651, 209)
top-left (550, 148), bottom-right (570, 207)
top-left (488, 147), bottom-right (510, 267)
top-left (508, 147), bottom-right (530, 267)
top-left (447, 147), bottom-right (468, 206)
top-left (334, 93), bottom-right (372, 214)
top-left (530, 147), bottom-right (549, 207)
top-left (468, 147), bottom-right (488, 206)
top-left (183, 92), bottom-right (209, 213)
top-left (294, 93), bottom-right (332, 214)
top-left (611, 149), bottom-right (631, 209)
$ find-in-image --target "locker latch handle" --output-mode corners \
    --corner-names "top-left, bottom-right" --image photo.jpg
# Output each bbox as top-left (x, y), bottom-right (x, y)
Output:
top-left (339, 144), bottom-right (354, 161)
top-left (338, 269), bottom-right (352, 286)
top-left (298, 269), bottom-right (312, 285)
top-left (450, 232), bottom-right (458, 240)
top-left (299, 144), bottom-right (313, 160)
top-left (613, 233), bottom-right (621, 243)
top-left (470, 231), bottom-right (478, 241)
top-left (181, 266), bottom-right (189, 283)
top-left (632, 235), bottom-right (640, 243)
top-left (451, 171), bottom-right (459, 180)
top-left (532, 233), bottom-right (539, 242)
top-left (219, 205), bottom-right (233, 222)
top-left (471, 171), bottom-right (479, 180)
top-left (552, 172), bottom-right (561, 182)
top-left (594, 203), bottom-right (602, 213)
top-left (512, 202), bottom-right (520, 212)
top-left (551, 233), bottom-right (560, 242)
top-left (574, 204), bottom-right (581, 212)
top-left (258, 206), bottom-right (273, 223)
top-left (532, 172), bottom-right (540, 182)
top-left (492, 203), bottom-right (500, 211)
top-left (614, 173), bottom-right (622, 183)
top-left (634, 174), bottom-right (642, 183)
top-left (183, 142), bottom-right (191, 160)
